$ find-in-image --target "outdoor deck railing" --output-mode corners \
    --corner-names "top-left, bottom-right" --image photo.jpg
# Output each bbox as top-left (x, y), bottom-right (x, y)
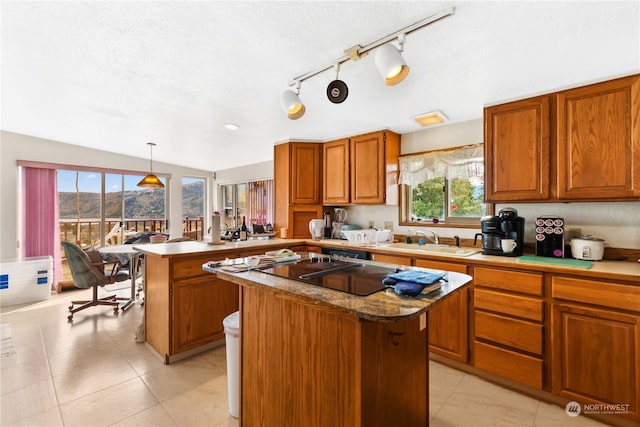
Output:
top-left (60, 218), bottom-right (203, 247)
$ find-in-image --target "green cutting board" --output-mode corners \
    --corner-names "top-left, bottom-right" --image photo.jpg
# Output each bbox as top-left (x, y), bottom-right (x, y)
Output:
top-left (517, 255), bottom-right (593, 269)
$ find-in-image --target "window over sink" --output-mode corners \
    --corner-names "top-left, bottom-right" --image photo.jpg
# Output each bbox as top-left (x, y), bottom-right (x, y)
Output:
top-left (399, 144), bottom-right (491, 227)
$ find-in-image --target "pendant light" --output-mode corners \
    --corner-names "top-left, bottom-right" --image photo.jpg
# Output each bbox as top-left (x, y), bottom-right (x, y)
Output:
top-left (137, 142), bottom-right (165, 188)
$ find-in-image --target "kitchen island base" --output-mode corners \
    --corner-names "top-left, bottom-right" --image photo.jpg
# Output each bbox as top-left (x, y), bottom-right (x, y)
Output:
top-left (239, 285), bottom-right (429, 427)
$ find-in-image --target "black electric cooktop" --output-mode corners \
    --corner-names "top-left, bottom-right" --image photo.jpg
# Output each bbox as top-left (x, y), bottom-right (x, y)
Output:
top-left (260, 257), bottom-right (396, 296)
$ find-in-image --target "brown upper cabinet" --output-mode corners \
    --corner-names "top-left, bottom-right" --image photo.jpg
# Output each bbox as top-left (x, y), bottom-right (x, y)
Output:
top-left (323, 130), bottom-right (400, 205)
top-left (485, 74), bottom-right (640, 202)
top-left (274, 142), bottom-right (323, 238)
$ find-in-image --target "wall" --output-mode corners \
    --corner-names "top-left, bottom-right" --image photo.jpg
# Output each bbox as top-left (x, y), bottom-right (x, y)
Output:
top-left (0, 131), bottom-right (212, 260)
top-left (346, 119), bottom-right (640, 250)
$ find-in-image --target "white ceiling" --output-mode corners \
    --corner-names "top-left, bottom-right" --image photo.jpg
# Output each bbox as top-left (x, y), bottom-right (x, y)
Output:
top-left (2, 1), bottom-right (639, 172)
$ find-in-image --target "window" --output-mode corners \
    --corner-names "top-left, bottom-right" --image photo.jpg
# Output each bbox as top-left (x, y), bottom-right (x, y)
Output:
top-left (399, 145), bottom-right (489, 226)
top-left (58, 169), bottom-right (167, 249)
top-left (182, 177), bottom-right (205, 240)
top-left (222, 179), bottom-right (274, 230)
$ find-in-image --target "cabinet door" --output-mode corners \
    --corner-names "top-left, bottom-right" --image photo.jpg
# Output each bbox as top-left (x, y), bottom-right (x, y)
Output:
top-left (171, 276), bottom-right (239, 355)
top-left (289, 205), bottom-right (323, 239)
top-left (323, 138), bottom-right (350, 204)
top-left (484, 96), bottom-right (550, 201)
top-left (350, 132), bottom-right (386, 204)
top-left (415, 259), bottom-right (469, 362)
top-left (556, 74), bottom-right (640, 200)
top-left (291, 143), bottom-right (322, 204)
top-left (552, 303), bottom-right (640, 421)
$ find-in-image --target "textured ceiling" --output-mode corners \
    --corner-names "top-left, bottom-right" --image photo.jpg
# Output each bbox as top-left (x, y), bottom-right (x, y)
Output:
top-left (2, 1), bottom-right (639, 172)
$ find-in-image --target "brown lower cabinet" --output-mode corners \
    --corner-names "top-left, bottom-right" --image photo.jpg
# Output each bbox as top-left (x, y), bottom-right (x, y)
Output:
top-left (551, 276), bottom-right (640, 422)
top-left (472, 266), bottom-right (544, 389)
top-left (239, 284), bottom-right (429, 427)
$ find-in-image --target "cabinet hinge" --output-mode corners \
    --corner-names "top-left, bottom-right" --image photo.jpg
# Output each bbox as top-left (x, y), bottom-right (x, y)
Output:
top-left (169, 340), bottom-right (172, 352)
top-left (169, 287), bottom-right (173, 297)
top-left (383, 133), bottom-right (386, 143)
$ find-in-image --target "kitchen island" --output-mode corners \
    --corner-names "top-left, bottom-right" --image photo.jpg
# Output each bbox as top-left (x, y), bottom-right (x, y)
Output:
top-left (214, 255), bottom-right (472, 427)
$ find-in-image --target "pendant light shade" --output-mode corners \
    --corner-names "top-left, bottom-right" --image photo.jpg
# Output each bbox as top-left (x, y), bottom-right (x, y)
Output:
top-left (137, 142), bottom-right (165, 188)
top-left (281, 87), bottom-right (306, 120)
top-left (375, 43), bottom-right (410, 86)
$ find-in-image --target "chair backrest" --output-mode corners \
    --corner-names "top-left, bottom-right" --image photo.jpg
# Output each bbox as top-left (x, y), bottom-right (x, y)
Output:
top-left (62, 241), bottom-right (109, 289)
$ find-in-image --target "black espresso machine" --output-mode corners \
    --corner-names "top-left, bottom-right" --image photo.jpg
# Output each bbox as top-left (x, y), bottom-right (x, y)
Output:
top-left (477, 207), bottom-right (525, 257)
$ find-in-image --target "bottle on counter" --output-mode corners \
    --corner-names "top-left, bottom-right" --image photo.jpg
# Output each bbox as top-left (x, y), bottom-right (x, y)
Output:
top-left (240, 216), bottom-right (248, 241)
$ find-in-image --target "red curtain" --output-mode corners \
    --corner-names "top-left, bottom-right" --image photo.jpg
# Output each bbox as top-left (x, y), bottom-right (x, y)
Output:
top-left (21, 167), bottom-right (62, 288)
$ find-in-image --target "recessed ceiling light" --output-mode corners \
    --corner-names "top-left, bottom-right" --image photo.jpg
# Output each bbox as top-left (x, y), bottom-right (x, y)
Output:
top-left (412, 110), bottom-right (447, 127)
top-left (224, 123), bottom-right (240, 130)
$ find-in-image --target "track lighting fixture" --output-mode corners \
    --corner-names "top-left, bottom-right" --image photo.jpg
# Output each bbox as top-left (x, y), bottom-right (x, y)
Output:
top-left (375, 36), bottom-right (409, 86)
top-left (281, 81), bottom-right (305, 120)
top-left (281, 7), bottom-right (454, 118)
top-left (137, 142), bottom-right (165, 188)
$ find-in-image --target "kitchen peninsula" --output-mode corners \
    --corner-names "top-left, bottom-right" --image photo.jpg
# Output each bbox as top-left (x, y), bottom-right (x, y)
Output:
top-left (215, 256), bottom-right (472, 427)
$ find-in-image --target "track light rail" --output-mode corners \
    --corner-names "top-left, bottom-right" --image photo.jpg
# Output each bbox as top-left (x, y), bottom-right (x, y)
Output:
top-left (287, 7), bottom-right (455, 87)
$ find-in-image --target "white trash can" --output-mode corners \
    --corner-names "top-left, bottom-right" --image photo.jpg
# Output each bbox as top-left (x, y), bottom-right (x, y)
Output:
top-left (223, 311), bottom-right (240, 418)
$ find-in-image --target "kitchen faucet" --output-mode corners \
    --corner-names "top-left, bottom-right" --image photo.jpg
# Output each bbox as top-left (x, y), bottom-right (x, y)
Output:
top-left (415, 229), bottom-right (439, 245)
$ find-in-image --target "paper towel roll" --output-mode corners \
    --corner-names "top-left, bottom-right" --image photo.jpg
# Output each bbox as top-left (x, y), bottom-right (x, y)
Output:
top-left (210, 214), bottom-right (221, 243)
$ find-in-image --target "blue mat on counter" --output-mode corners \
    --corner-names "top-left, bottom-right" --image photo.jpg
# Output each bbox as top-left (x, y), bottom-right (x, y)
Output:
top-left (517, 255), bottom-right (592, 269)
top-left (385, 270), bottom-right (446, 285)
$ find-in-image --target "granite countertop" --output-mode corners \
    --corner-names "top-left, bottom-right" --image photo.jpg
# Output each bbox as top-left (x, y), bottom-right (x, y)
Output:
top-left (214, 257), bottom-right (472, 322)
top-left (134, 238), bottom-right (305, 258)
top-left (316, 239), bottom-right (640, 284)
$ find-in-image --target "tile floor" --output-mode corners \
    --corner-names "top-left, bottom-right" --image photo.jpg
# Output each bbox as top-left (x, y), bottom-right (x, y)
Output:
top-left (1, 286), bottom-right (606, 427)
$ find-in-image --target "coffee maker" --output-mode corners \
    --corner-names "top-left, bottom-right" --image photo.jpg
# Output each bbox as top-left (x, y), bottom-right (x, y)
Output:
top-left (478, 207), bottom-right (525, 257)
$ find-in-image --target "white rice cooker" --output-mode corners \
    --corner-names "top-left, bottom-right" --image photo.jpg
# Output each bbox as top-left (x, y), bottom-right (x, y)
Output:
top-left (570, 236), bottom-right (605, 261)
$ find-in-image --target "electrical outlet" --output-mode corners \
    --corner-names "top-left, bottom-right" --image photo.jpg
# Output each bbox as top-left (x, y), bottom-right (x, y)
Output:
top-left (568, 228), bottom-right (581, 239)
top-left (383, 221), bottom-right (393, 231)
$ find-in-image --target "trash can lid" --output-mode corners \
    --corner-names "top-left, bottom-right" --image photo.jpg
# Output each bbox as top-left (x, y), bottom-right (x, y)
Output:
top-left (223, 311), bottom-right (239, 330)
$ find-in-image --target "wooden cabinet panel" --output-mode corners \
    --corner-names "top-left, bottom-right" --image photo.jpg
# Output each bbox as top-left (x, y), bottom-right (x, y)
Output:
top-left (171, 275), bottom-right (238, 354)
top-left (556, 74), bottom-right (640, 200)
top-left (475, 311), bottom-right (542, 355)
top-left (173, 257), bottom-right (212, 280)
top-left (415, 259), bottom-right (469, 362)
top-left (370, 253), bottom-right (412, 266)
top-left (552, 276), bottom-right (640, 312)
top-left (552, 303), bottom-right (640, 421)
top-left (274, 142), bottom-right (322, 236)
top-left (240, 284), bottom-right (428, 426)
top-left (323, 138), bottom-right (350, 204)
top-left (428, 288), bottom-right (469, 362)
top-left (475, 288), bottom-right (543, 321)
top-left (484, 96), bottom-right (550, 201)
top-left (415, 259), bottom-right (468, 274)
top-left (474, 266), bottom-right (543, 296)
top-left (474, 340), bottom-right (543, 389)
top-left (351, 132), bottom-right (386, 204)
top-left (290, 143), bottom-right (322, 204)
top-left (289, 205), bottom-right (324, 239)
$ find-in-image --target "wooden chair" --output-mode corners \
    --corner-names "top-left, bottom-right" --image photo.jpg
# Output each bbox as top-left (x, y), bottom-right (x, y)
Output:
top-left (62, 241), bottom-right (129, 322)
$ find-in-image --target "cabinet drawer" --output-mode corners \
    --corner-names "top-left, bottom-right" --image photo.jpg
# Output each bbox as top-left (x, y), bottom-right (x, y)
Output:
top-left (474, 340), bottom-right (543, 389)
top-left (475, 311), bottom-right (543, 355)
top-left (552, 276), bottom-right (640, 313)
top-left (474, 267), bottom-right (543, 296)
top-left (414, 259), bottom-right (468, 274)
top-left (475, 288), bottom-right (543, 321)
top-left (173, 257), bottom-right (211, 280)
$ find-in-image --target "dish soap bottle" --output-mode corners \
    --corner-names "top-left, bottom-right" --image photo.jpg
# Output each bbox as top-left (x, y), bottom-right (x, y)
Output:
top-left (406, 228), bottom-right (412, 244)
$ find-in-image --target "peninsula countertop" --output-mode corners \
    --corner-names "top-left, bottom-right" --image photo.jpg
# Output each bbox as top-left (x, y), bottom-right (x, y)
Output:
top-left (213, 256), bottom-right (472, 322)
top-left (134, 238), bottom-right (305, 258)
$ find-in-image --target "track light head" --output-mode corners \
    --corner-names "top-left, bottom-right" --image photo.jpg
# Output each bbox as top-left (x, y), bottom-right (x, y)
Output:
top-left (375, 43), bottom-right (410, 86)
top-left (281, 86), bottom-right (306, 120)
